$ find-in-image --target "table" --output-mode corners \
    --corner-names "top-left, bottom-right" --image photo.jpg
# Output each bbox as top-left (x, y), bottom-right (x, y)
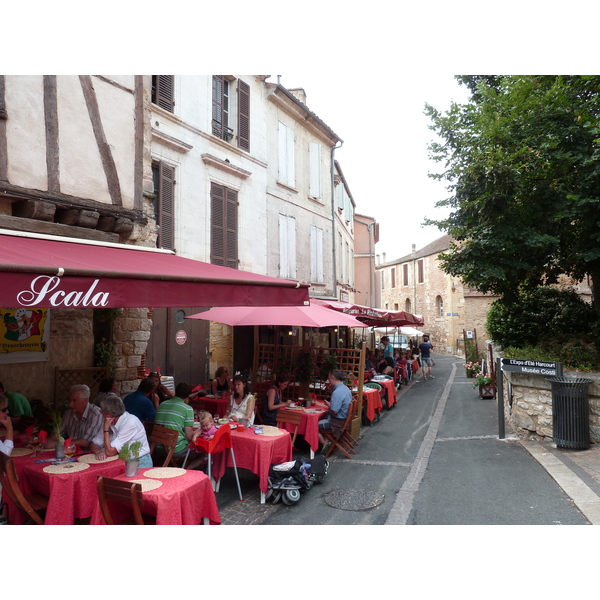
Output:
top-left (361, 388), bottom-right (383, 423)
top-left (372, 378), bottom-right (398, 408)
top-left (191, 395), bottom-right (230, 418)
top-left (279, 405), bottom-right (328, 455)
top-left (89, 467), bottom-right (220, 525)
top-left (6, 451), bottom-right (126, 525)
top-left (211, 426), bottom-right (292, 502)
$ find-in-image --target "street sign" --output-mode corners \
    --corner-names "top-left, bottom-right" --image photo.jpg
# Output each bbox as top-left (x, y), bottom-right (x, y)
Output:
top-left (501, 358), bottom-right (560, 376)
top-left (175, 330), bottom-right (187, 345)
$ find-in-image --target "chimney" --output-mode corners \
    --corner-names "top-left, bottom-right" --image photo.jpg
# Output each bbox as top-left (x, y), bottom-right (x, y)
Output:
top-left (412, 244), bottom-right (416, 254)
top-left (288, 88), bottom-right (307, 105)
top-left (382, 252), bottom-right (386, 264)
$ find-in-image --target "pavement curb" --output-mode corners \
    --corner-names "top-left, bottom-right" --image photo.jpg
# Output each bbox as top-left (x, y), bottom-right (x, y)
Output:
top-left (520, 441), bottom-right (600, 525)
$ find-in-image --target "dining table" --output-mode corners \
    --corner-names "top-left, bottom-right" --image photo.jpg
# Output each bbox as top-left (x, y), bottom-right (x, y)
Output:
top-left (210, 425), bottom-right (292, 503)
top-left (360, 387), bottom-right (383, 423)
top-left (89, 467), bottom-right (220, 525)
top-left (191, 394), bottom-right (231, 418)
top-left (278, 404), bottom-right (328, 456)
top-left (372, 377), bottom-right (398, 408)
top-left (5, 448), bottom-right (127, 525)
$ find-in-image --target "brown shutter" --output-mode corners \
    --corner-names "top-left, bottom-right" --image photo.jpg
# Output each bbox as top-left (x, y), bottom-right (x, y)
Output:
top-left (403, 263), bottom-right (408, 286)
top-left (211, 182), bottom-right (238, 268)
top-left (155, 76), bottom-right (174, 112)
top-left (225, 188), bottom-right (238, 268)
top-left (418, 259), bottom-right (424, 283)
top-left (158, 163), bottom-right (175, 250)
top-left (237, 79), bottom-right (250, 152)
top-left (212, 75), bottom-right (224, 137)
top-left (391, 267), bottom-right (396, 288)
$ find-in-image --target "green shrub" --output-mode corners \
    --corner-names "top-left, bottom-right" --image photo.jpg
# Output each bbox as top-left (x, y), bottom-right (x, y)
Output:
top-left (486, 286), bottom-right (598, 349)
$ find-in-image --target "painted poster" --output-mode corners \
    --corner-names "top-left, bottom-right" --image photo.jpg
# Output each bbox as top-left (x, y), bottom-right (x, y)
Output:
top-left (0, 307), bottom-right (50, 363)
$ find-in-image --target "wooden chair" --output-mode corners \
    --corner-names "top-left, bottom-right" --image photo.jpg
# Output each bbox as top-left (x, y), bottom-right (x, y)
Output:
top-left (96, 476), bottom-right (155, 525)
top-left (276, 409), bottom-right (303, 449)
top-left (322, 399), bottom-right (357, 459)
top-left (0, 452), bottom-right (48, 524)
top-left (148, 423), bottom-right (179, 467)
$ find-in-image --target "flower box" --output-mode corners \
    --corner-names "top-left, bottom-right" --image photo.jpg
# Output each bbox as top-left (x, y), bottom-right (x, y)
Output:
top-left (479, 384), bottom-right (496, 399)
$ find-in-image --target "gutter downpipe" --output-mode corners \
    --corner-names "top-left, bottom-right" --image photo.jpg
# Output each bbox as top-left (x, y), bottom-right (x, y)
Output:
top-left (331, 141), bottom-right (343, 300)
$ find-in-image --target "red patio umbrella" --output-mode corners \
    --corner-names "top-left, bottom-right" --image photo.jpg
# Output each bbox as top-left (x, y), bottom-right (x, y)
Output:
top-left (186, 302), bottom-right (368, 328)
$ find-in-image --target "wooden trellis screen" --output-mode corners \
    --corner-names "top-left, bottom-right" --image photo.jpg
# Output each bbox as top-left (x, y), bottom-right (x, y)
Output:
top-left (54, 366), bottom-right (107, 408)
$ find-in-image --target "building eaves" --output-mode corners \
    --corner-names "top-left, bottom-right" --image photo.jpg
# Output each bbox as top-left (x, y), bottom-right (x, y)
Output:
top-left (377, 233), bottom-right (454, 267)
top-left (334, 160), bottom-right (356, 208)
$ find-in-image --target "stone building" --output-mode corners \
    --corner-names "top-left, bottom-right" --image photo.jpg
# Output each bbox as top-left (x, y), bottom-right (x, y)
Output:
top-left (353, 214), bottom-right (379, 309)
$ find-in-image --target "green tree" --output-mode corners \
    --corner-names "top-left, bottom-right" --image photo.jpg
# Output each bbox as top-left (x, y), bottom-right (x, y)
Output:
top-left (425, 75), bottom-right (600, 315)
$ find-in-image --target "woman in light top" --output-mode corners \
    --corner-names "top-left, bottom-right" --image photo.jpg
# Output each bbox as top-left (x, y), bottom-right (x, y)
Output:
top-left (227, 375), bottom-right (255, 425)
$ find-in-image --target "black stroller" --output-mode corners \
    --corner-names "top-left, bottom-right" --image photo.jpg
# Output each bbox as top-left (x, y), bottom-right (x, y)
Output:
top-left (265, 455), bottom-right (329, 505)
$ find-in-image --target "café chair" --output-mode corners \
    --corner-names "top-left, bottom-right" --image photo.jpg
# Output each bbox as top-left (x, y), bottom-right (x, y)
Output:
top-left (322, 399), bottom-right (357, 460)
top-left (0, 453), bottom-right (48, 525)
top-left (148, 423), bottom-right (179, 467)
top-left (276, 409), bottom-right (303, 450)
top-left (182, 425), bottom-right (243, 501)
top-left (96, 476), bottom-right (156, 525)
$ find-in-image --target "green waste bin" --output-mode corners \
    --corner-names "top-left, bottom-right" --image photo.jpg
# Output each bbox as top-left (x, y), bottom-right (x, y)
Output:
top-left (546, 377), bottom-right (593, 449)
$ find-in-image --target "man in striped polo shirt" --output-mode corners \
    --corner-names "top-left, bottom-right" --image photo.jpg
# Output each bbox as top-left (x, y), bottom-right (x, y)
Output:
top-left (154, 382), bottom-right (204, 469)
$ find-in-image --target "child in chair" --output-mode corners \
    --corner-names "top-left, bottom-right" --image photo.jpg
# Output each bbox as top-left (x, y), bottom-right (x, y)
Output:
top-left (193, 411), bottom-right (218, 442)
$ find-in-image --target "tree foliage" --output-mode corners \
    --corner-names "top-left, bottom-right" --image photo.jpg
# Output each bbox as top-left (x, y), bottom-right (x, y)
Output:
top-left (425, 76), bottom-right (600, 314)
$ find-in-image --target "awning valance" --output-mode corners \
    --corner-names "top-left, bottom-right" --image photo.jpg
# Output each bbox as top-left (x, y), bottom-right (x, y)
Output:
top-left (312, 298), bottom-right (424, 327)
top-left (0, 232), bottom-right (310, 309)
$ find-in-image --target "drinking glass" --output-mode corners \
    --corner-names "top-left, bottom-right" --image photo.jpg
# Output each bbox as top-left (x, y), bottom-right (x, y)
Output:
top-left (30, 435), bottom-right (42, 457)
top-left (64, 442), bottom-right (77, 459)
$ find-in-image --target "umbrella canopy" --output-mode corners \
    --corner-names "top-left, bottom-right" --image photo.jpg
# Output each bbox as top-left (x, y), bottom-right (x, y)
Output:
top-left (186, 302), bottom-right (368, 328)
top-left (398, 326), bottom-right (423, 336)
top-left (312, 298), bottom-right (424, 328)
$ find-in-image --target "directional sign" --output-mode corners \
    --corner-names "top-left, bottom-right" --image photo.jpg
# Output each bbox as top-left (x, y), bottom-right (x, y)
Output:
top-left (501, 358), bottom-right (560, 376)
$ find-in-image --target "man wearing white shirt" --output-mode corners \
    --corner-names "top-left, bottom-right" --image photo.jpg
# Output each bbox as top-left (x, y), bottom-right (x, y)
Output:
top-left (89, 395), bottom-right (152, 467)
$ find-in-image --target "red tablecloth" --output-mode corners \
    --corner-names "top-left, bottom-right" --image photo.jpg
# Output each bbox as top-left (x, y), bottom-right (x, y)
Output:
top-left (192, 395), bottom-right (231, 417)
top-left (362, 388), bottom-right (383, 422)
top-left (89, 467), bottom-right (220, 525)
top-left (211, 427), bottom-right (292, 494)
top-left (6, 452), bottom-right (126, 525)
top-left (279, 407), bottom-right (328, 452)
top-left (374, 379), bottom-right (397, 408)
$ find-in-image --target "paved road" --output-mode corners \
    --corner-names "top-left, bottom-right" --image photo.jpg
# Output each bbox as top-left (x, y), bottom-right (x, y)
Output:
top-left (216, 354), bottom-right (589, 525)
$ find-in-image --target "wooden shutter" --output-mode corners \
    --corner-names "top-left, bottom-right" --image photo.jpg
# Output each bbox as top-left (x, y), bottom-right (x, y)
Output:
top-left (309, 143), bottom-right (321, 199)
top-left (391, 266), bottom-right (396, 288)
top-left (403, 263), bottom-right (409, 286)
top-left (211, 182), bottom-right (238, 268)
top-left (212, 75), bottom-right (224, 137)
top-left (237, 79), bottom-right (250, 152)
top-left (158, 162), bottom-right (175, 250)
top-left (310, 225), bottom-right (323, 283)
top-left (154, 76), bottom-right (174, 112)
top-left (418, 259), bottom-right (424, 283)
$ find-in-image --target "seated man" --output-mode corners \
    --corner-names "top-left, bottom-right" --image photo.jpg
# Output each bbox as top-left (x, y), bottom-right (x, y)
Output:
top-left (123, 378), bottom-right (156, 423)
top-left (318, 369), bottom-right (352, 451)
top-left (89, 395), bottom-right (152, 467)
top-left (0, 381), bottom-right (33, 426)
top-left (53, 384), bottom-right (103, 451)
top-left (154, 382), bottom-right (204, 469)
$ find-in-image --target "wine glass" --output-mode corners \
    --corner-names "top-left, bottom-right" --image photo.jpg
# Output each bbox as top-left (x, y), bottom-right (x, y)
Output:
top-left (30, 435), bottom-right (42, 457)
top-left (64, 442), bottom-right (77, 460)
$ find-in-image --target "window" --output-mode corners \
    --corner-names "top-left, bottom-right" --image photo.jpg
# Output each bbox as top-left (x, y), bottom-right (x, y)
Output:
top-left (405, 298), bottom-right (411, 312)
top-left (309, 143), bottom-right (321, 199)
top-left (278, 122), bottom-right (295, 187)
top-left (391, 267), bottom-right (396, 288)
top-left (437, 295), bottom-right (444, 318)
top-left (152, 161), bottom-right (175, 250)
top-left (152, 76), bottom-right (174, 112)
top-left (345, 241), bottom-right (350, 284)
top-left (418, 259), bottom-right (424, 283)
top-left (310, 225), bottom-right (323, 283)
top-left (210, 182), bottom-right (238, 269)
top-left (212, 76), bottom-right (250, 151)
top-left (279, 215), bottom-right (296, 279)
top-left (403, 263), bottom-right (409, 286)
top-left (381, 270), bottom-right (385, 289)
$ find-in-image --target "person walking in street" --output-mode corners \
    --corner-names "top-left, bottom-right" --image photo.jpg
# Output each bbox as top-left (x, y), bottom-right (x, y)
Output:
top-left (419, 335), bottom-right (434, 380)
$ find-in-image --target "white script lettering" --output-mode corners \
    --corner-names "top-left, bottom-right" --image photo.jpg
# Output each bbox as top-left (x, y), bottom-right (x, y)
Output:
top-left (17, 276), bottom-right (110, 307)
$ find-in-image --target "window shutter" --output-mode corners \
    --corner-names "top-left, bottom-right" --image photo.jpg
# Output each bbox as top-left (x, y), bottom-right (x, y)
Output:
top-left (225, 188), bottom-right (238, 269)
top-left (237, 79), bottom-right (250, 152)
top-left (391, 267), bottom-right (396, 288)
top-left (158, 163), bottom-right (175, 250)
top-left (403, 263), bottom-right (409, 286)
top-left (418, 259), bottom-right (424, 283)
top-left (155, 76), bottom-right (174, 113)
top-left (310, 225), bottom-right (323, 283)
top-left (286, 127), bottom-right (295, 187)
top-left (212, 75), bottom-right (224, 137)
top-left (279, 215), bottom-right (296, 279)
top-left (309, 143), bottom-right (321, 199)
top-left (278, 122), bottom-right (287, 183)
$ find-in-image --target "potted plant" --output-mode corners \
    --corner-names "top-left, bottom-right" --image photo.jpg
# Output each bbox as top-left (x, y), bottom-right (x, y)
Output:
top-left (295, 349), bottom-right (315, 399)
top-left (464, 361), bottom-right (481, 378)
top-left (119, 440), bottom-right (143, 477)
top-left (471, 372), bottom-right (496, 399)
top-left (49, 407), bottom-right (65, 459)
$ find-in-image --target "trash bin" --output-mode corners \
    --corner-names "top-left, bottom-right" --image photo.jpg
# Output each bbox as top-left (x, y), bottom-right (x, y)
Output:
top-left (546, 377), bottom-right (593, 449)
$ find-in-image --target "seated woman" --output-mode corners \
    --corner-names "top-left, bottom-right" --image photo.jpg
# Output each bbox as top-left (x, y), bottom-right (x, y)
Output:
top-left (0, 394), bottom-right (14, 456)
top-left (89, 395), bottom-right (152, 468)
top-left (93, 376), bottom-right (119, 406)
top-left (261, 374), bottom-right (292, 427)
top-left (211, 366), bottom-right (233, 396)
top-left (226, 375), bottom-right (255, 425)
top-left (377, 359), bottom-right (394, 378)
top-left (148, 371), bottom-right (175, 409)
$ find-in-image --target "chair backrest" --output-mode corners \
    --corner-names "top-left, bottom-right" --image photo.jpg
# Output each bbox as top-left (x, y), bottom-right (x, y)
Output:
top-left (149, 423), bottom-right (179, 467)
top-left (364, 382), bottom-right (382, 391)
top-left (276, 409), bottom-right (303, 446)
top-left (193, 423), bottom-right (232, 455)
top-left (97, 476), bottom-right (145, 525)
top-left (0, 453), bottom-right (44, 524)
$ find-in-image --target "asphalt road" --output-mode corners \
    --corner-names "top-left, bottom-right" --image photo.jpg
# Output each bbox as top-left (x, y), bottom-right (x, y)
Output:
top-left (216, 354), bottom-right (588, 525)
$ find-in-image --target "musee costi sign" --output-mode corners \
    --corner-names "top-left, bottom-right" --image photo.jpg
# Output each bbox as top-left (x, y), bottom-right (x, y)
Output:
top-left (501, 358), bottom-right (561, 376)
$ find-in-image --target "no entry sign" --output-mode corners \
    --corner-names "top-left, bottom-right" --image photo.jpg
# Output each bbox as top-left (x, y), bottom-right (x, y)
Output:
top-left (175, 330), bottom-right (187, 345)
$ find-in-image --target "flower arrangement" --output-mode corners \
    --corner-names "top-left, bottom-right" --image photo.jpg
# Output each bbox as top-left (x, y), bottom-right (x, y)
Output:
top-left (49, 407), bottom-right (65, 444)
top-left (464, 361), bottom-right (481, 378)
top-left (471, 372), bottom-right (493, 389)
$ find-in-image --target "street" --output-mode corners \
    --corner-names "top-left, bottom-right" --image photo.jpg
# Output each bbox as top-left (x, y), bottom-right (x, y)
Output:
top-left (216, 354), bottom-right (589, 525)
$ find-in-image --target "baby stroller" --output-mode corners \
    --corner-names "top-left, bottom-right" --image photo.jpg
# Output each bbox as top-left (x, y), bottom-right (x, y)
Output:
top-left (265, 455), bottom-right (329, 505)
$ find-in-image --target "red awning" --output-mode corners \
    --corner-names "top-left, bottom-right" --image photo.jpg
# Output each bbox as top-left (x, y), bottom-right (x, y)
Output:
top-left (312, 298), bottom-right (424, 327)
top-left (0, 232), bottom-right (310, 309)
